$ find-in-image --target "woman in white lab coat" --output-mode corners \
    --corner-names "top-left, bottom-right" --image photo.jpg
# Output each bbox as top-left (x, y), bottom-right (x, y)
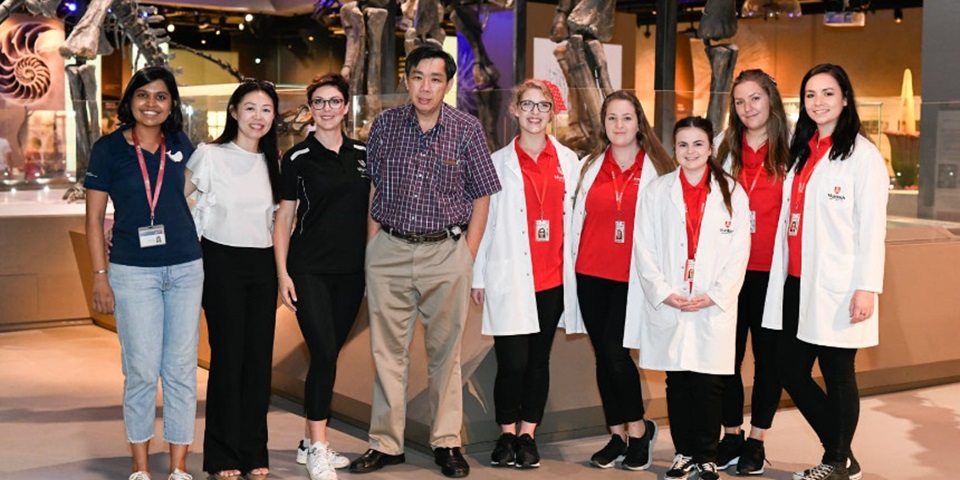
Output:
top-left (471, 79), bottom-right (579, 469)
top-left (762, 63), bottom-right (887, 480)
top-left (713, 69), bottom-right (790, 475)
top-left (629, 116), bottom-right (749, 480)
top-left (569, 90), bottom-right (674, 471)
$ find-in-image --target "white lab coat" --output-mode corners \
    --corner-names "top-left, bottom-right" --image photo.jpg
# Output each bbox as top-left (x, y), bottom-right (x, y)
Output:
top-left (626, 171), bottom-right (751, 374)
top-left (566, 149), bottom-right (662, 335)
top-left (761, 134), bottom-right (887, 348)
top-left (472, 136), bottom-right (581, 336)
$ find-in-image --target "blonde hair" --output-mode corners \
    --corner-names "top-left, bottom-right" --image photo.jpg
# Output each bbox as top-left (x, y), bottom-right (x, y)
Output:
top-left (509, 79), bottom-right (555, 117)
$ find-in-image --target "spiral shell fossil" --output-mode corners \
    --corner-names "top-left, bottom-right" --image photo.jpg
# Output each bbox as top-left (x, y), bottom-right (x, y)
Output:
top-left (0, 23), bottom-right (53, 105)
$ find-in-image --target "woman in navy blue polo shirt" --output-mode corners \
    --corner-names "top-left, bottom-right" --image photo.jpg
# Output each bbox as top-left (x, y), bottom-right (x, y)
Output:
top-left (85, 66), bottom-right (203, 480)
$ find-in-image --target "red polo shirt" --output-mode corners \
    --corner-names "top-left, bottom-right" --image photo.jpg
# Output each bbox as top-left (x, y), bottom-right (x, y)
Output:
top-left (740, 140), bottom-right (783, 272)
top-left (575, 148), bottom-right (644, 282)
top-left (787, 133), bottom-right (832, 278)
top-left (680, 168), bottom-right (709, 260)
top-left (516, 137), bottom-right (565, 292)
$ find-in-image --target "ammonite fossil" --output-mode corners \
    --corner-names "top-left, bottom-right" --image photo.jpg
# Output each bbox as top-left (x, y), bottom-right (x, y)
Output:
top-left (0, 23), bottom-right (53, 105)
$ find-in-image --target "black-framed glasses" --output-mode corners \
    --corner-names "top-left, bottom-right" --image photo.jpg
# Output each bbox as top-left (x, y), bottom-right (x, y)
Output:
top-left (241, 78), bottom-right (276, 90)
top-left (518, 100), bottom-right (553, 113)
top-left (310, 97), bottom-right (345, 110)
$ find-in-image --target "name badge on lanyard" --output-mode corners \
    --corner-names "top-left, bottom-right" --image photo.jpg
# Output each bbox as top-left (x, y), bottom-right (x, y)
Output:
top-left (132, 128), bottom-right (168, 248)
top-left (614, 220), bottom-right (626, 243)
top-left (750, 210), bottom-right (757, 234)
top-left (535, 219), bottom-right (550, 242)
top-left (684, 258), bottom-right (696, 283)
top-left (788, 213), bottom-right (801, 236)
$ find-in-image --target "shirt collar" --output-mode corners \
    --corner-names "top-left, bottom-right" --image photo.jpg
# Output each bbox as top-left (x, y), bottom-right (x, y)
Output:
top-left (679, 168), bottom-right (709, 192)
top-left (404, 102), bottom-right (449, 134)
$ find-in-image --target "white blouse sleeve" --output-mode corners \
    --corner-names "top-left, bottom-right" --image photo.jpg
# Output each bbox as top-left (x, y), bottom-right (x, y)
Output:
top-left (185, 143), bottom-right (216, 238)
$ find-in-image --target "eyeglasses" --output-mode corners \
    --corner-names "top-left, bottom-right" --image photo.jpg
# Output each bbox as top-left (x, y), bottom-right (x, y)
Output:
top-left (518, 100), bottom-right (553, 113)
top-left (310, 97), bottom-right (345, 110)
top-left (241, 78), bottom-right (276, 90)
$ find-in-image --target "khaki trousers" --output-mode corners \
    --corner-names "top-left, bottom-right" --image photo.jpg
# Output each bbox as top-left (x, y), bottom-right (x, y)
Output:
top-left (365, 230), bottom-right (472, 454)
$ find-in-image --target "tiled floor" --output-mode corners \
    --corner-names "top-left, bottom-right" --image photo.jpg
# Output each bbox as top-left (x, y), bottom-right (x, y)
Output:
top-left (0, 325), bottom-right (953, 479)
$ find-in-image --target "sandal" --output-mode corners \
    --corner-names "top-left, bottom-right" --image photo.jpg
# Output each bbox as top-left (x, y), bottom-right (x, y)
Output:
top-left (246, 468), bottom-right (269, 480)
top-left (213, 470), bottom-right (241, 480)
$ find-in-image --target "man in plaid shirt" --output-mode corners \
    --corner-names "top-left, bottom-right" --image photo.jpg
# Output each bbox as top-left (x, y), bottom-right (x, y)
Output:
top-left (349, 45), bottom-right (501, 479)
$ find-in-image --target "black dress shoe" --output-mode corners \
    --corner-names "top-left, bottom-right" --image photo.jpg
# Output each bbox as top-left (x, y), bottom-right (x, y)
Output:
top-left (434, 447), bottom-right (470, 478)
top-left (348, 448), bottom-right (405, 474)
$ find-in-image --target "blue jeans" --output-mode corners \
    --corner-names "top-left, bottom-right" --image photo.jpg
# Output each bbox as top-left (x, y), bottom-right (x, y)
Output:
top-left (109, 259), bottom-right (204, 444)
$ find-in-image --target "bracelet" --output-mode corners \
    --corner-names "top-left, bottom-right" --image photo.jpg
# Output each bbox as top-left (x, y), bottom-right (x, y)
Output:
top-left (93, 269), bottom-right (108, 275)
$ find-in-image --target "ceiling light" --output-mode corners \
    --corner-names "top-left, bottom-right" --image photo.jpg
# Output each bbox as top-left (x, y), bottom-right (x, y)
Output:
top-left (245, 13), bottom-right (254, 22)
top-left (741, 0), bottom-right (801, 19)
top-left (166, 24), bottom-right (175, 33)
top-left (894, 8), bottom-right (903, 24)
top-left (238, 23), bottom-right (245, 31)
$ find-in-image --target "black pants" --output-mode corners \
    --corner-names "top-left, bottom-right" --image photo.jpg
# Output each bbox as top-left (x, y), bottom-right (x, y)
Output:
top-left (291, 271), bottom-right (365, 421)
top-left (667, 371), bottom-right (724, 464)
top-left (721, 270), bottom-right (783, 430)
top-left (576, 274), bottom-right (645, 425)
top-left (779, 275), bottom-right (859, 465)
top-left (493, 285), bottom-right (564, 425)
top-left (201, 239), bottom-right (278, 473)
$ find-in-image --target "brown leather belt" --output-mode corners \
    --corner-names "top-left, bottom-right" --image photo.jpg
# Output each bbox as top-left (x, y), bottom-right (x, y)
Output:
top-left (382, 224), bottom-right (467, 243)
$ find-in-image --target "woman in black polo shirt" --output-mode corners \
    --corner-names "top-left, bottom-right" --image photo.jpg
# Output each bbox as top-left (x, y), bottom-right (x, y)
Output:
top-left (273, 72), bottom-right (369, 480)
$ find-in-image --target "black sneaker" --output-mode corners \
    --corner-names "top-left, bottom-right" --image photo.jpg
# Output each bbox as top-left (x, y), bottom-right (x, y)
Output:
top-left (736, 438), bottom-right (767, 475)
top-left (590, 434), bottom-right (627, 469)
top-left (716, 431), bottom-right (745, 469)
top-left (665, 454), bottom-right (695, 480)
top-left (792, 462), bottom-right (850, 480)
top-left (621, 419), bottom-right (658, 471)
top-left (847, 455), bottom-right (862, 480)
top-left (697, 462), bottom-right (721, 480)
top-left (514, 434), bottom-right (540, 468)
top-left (490, 433), bottom-right (516, 467)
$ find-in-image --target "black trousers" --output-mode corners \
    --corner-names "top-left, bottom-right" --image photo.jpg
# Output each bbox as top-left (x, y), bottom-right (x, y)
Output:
top-left (493, 285), bottom-right (564, 425)
top-left (779, 275), bottom-right (860, 465)
top-left (200, 239), bottom-right (278, 473)
top-left (721, 270), bottom-right (783, 430)
top-left (290, 271), bottom-right (365, 421)
top-left (666, 371), bottom-right (724, 464)
top-left (576, 274), bottom-right (645, 425)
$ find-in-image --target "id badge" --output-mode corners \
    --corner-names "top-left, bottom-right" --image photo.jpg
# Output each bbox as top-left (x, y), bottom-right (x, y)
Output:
top-left (535, 219), bottom-right (550, 242)
top-left (684, 259), bottom-right (696, 283)
top-left (614, 220), bottom-right (626, 244)
top-left (138, 224), bottom-right (167, 248)
top-left (750, 210), bottom-right (757, 234)
top-left (788, 213), bottom-right (801, 236)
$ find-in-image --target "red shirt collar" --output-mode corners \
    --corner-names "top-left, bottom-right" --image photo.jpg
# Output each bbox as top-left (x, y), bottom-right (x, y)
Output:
top-left (680, 168), bottom-right (709, 192)
top-left (602, 147), bottom-right (645, 176)
top-left (808, 131), bottom-right (833, 159)
top-left (514, 136), bottom-right (557, 164)
top-left (741, 132), bottom-right (769, 169)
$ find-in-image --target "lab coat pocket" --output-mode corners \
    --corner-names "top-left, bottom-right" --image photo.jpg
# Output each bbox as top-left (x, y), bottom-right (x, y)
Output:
top-left (820, 251), bottom-right (855, 294)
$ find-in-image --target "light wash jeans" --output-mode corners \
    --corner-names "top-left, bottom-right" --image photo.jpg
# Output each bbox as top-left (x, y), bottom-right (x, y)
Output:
top-left (109, 258), bottom-right (204, 444)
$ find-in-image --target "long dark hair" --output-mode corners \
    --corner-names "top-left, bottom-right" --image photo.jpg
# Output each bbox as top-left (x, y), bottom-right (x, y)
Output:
top-left (574, 90), bottom-right (674, 203)
top-left (716, 69), bottom-right (789, 179)
top-left (117, 66), bottom-right (184, 134)
top-left (789, 63), bottom-right (863, 172)
top-left (212, 79), bottom-right (282, 203)
top-left (675, 116), bottom-right (735, 216)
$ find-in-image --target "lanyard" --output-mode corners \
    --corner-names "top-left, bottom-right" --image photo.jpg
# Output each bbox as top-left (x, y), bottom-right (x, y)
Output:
top-left (741, 165), bottom-right (765, 198)
top-left (132, 128), bottom-right (166, 226)
top-left (791, 138), bottom-right (830, 215)
top-left (520, 149), bottom-right (554, 219)
top-left (684, 187), bottom-right (707, 259)
top-left (610, 163), bottom-right (639, 220)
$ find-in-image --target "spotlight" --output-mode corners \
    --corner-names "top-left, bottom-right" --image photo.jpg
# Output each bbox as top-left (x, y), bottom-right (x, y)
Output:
top-left (64, 1), bottom-right (77, 12)
top-left (643, 24), bottom-right (651, 39)
top-left (254, 57), bottom-right (262, 64)
top-left (308, 35), bottom-right (315, 42)
top-left (238, 23), bottom-right (245, 31)
top-left (166, 24), bottom-right (175, 33)
top-left (894, 8), bottom-right (903, 24)
top-left (201, 38), bottom-right (207, 45)
top-left (215, 28), bottom-right (221, 36)
top-left (245, 13), bottom-right (254, 22)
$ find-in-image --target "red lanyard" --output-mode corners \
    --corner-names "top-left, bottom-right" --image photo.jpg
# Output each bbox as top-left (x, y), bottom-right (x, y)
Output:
top-left (791, 139), bottom-right (830, 215)
top-left (132, 128), bottom-right (166, 226)
top-left (741, 165), bottom-right (765, 198)
top-left (520, 151), bottom-right (554, 219)
top-left (610, 164), bottom-right (639, 219)
top-left (684, 187), bottom-right (707, 259)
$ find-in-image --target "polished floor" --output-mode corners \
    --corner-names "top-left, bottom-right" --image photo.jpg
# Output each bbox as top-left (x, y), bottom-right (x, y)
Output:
top-left (0, 325), bottom-right (954, 479)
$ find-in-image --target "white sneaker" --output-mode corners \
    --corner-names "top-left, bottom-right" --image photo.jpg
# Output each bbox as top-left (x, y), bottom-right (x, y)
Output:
top-left (297, 438), bottom-right (309, 465)
top-left (307, 442), bottom-right (338, 480)
top-left (326, 444), bottom-right (351, 469)
top-left (167, 469), bottom-right (192, 480)
top-left (129, 472), bottom-right (151, 480)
